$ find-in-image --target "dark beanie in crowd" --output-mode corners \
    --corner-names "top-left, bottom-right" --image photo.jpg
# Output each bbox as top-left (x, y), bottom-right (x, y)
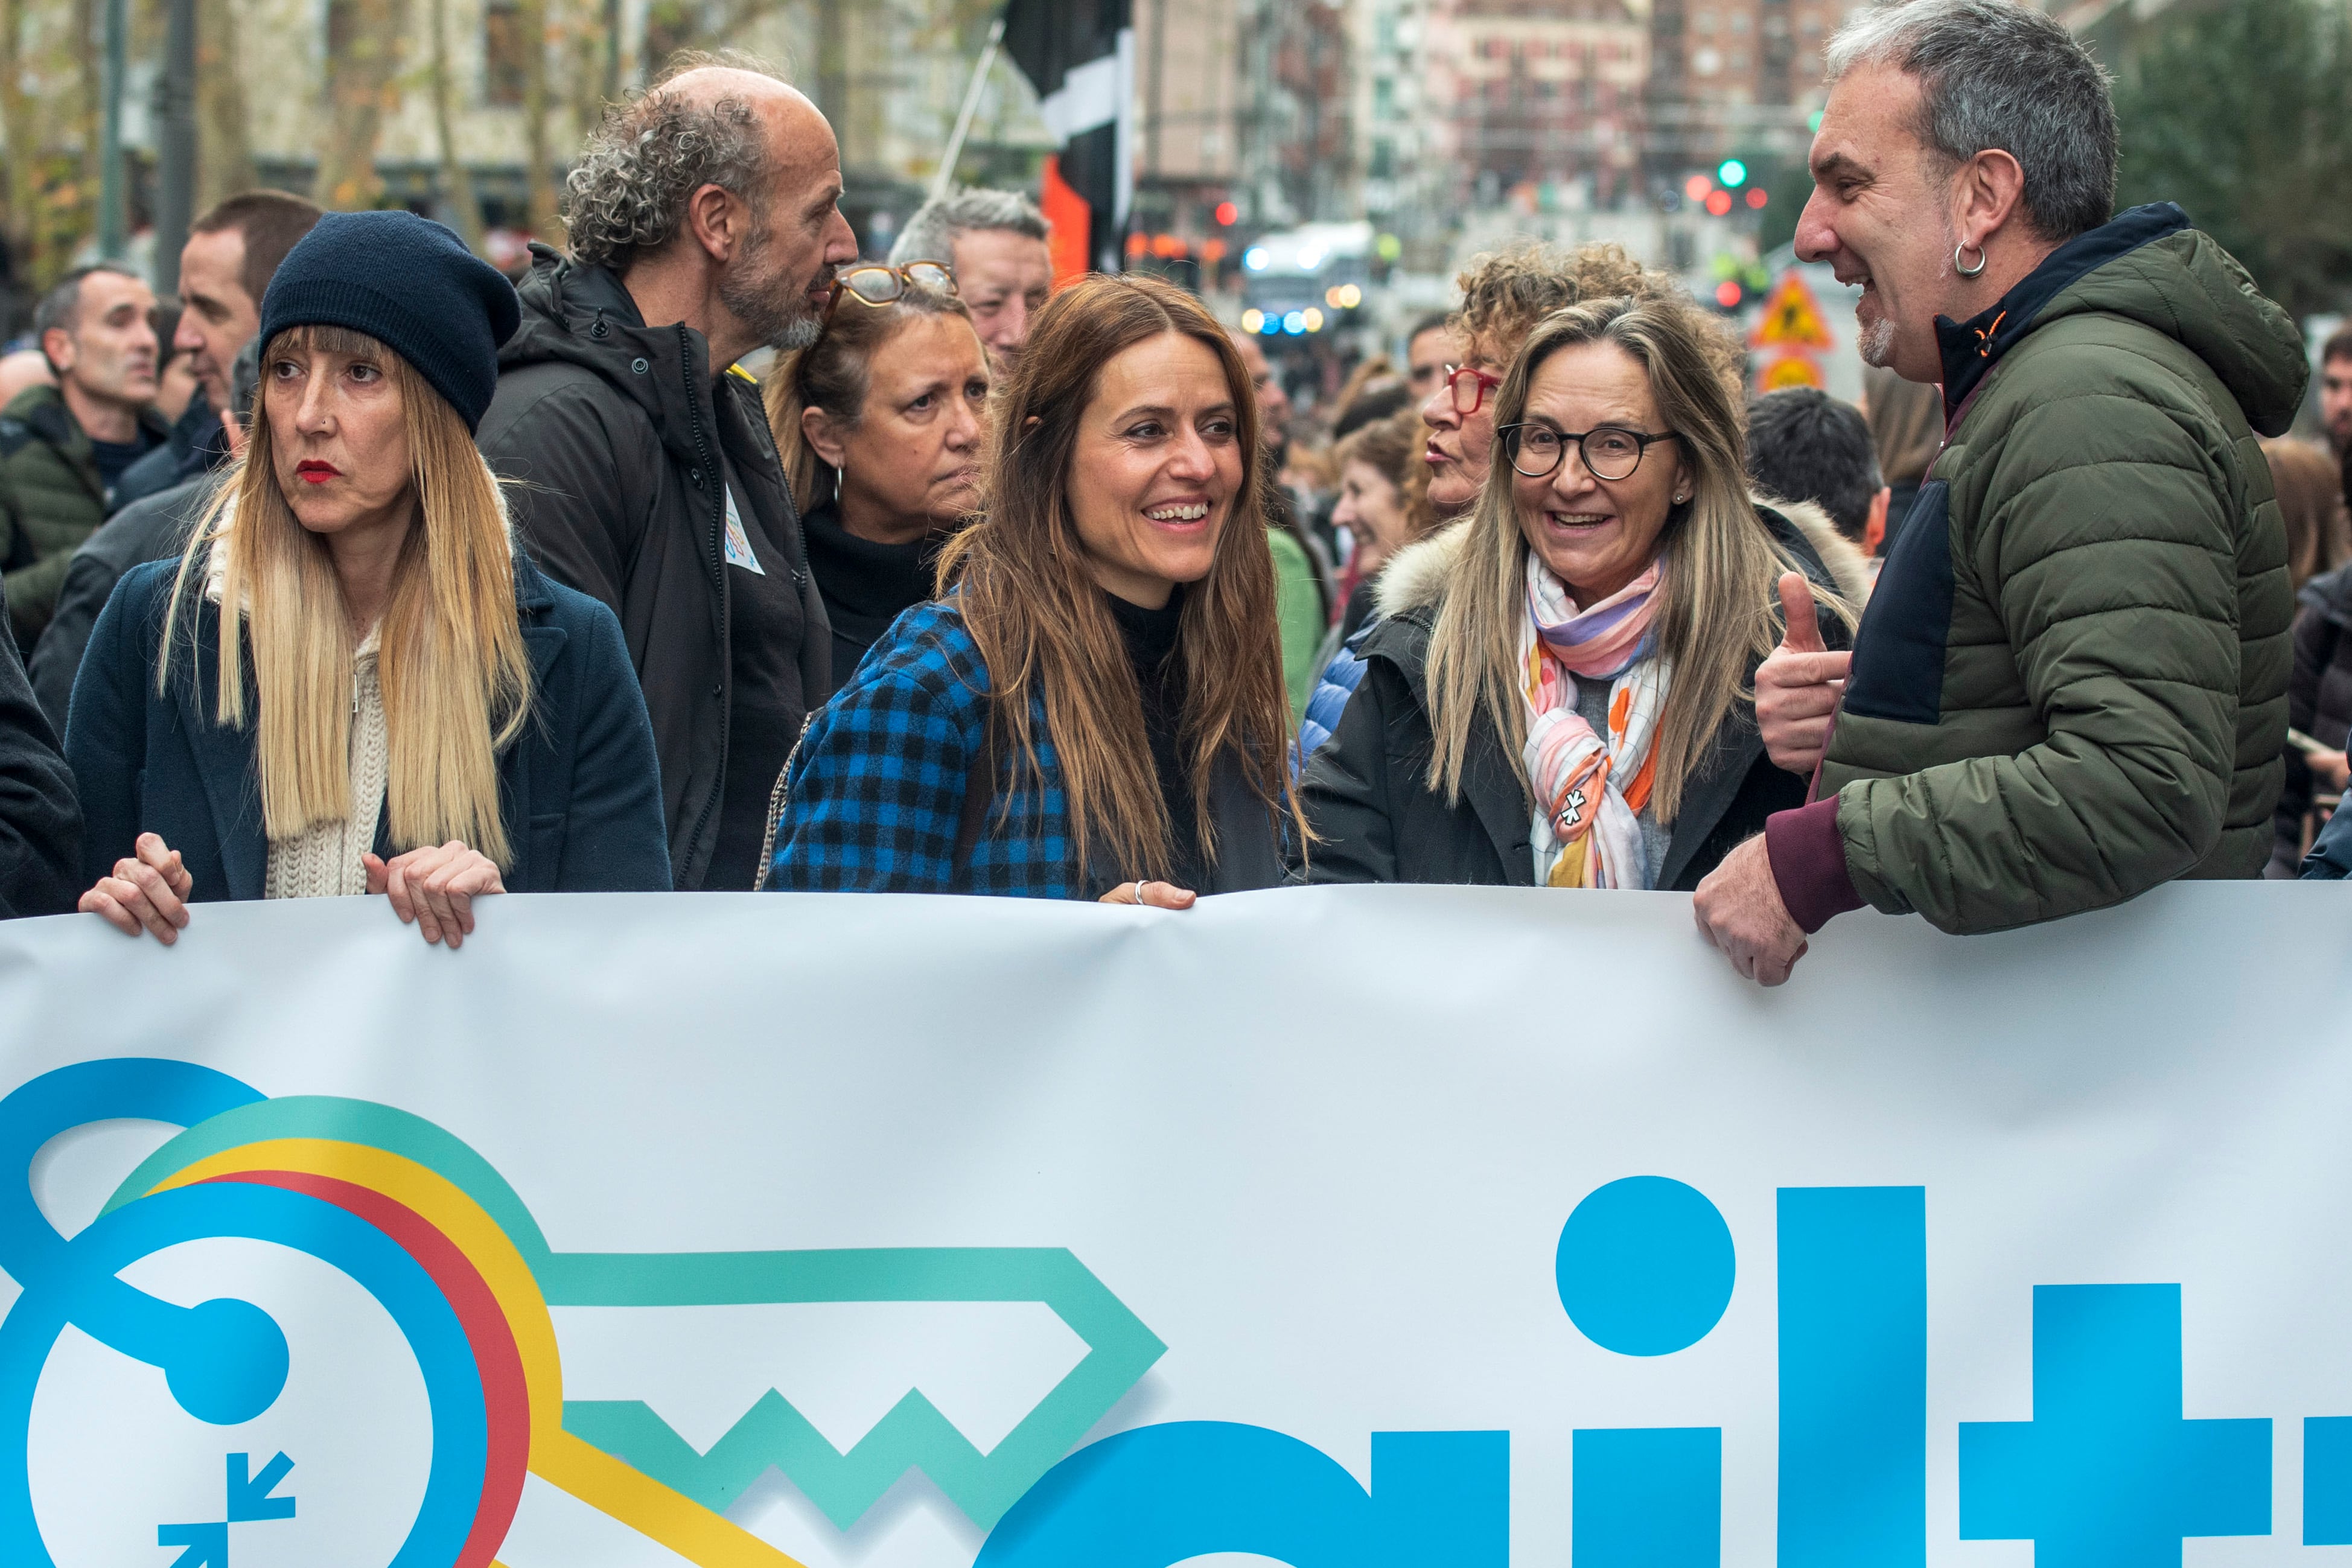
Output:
top-left (257, 210), bottom-right (521, 432)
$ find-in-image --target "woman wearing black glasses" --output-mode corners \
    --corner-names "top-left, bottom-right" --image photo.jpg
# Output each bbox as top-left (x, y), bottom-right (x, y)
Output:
top-left (1418, 241), bottom-right (1737, 523)
top-left (1296, 293), bottom-right (1861, 892)
top-left (763, 262), bottom-right (991, 695)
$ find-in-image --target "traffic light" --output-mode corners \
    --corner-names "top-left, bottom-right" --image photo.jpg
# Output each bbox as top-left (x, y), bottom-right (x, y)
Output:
top-left (1716, 159), bottom-right (1748, 189)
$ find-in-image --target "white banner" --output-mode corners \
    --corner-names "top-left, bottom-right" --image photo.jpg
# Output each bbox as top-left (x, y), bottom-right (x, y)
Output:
top-left (0, 882), bottom-right (2347, 1567)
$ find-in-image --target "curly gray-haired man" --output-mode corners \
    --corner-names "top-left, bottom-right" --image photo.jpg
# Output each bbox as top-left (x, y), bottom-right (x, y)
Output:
top-left (890, 188), bottom-right (1051, 371)
top-left (478, 58), bottom-right (858, 891)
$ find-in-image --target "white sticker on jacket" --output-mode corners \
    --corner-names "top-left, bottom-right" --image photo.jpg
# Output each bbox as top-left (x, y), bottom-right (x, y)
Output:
top-left (722, 486), bottom-right (765, 575)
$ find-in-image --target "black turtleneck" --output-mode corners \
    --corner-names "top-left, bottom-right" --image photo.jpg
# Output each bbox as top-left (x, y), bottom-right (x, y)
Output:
top-left (1103, 586), bottom-right (1206, 891)
top-left (803, 499), bottom-right (940, 696)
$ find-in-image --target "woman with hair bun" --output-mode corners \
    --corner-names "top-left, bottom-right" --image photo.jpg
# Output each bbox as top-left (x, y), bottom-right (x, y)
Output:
top-left (68, 211), bottom-right (669, 947)
top-left (765, 272), bottom-right (1302, 904)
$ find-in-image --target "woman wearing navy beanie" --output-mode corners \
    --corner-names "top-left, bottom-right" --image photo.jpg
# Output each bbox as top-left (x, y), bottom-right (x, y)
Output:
top-left (67, 209), bottom-right (672, 947)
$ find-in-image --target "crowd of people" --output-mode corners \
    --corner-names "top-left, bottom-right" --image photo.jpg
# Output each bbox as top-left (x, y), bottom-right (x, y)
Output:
top-left (0, 0), bottom-right (2339, 986)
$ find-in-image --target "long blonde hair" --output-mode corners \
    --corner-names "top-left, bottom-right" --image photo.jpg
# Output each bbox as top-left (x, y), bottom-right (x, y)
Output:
top-left (1423, 296), bottom-right (1854, 823)
top-left (162, 323), bottom-right (534, 867)
top-left (935, 273), bottom-right (1304, 882)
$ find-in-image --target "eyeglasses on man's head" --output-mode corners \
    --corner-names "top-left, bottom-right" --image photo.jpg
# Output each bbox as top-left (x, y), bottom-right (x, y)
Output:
top-left (827, 261), bottom-right (958, 319)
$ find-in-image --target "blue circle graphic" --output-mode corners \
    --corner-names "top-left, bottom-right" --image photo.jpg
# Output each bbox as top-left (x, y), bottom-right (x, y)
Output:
top-left (165, 1296), bottom-right (290, 1426)
top-left (1555, 1176), bottom-right (1735, 1356)
top-left (0, 1062), bottom-right (490, 1567)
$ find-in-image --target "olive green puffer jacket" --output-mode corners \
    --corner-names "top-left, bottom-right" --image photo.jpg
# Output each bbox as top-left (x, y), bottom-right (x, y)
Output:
top-left (1811, 204), bottom-right (2303, 934)
top-left (0, 385), bottom-right (164, 649)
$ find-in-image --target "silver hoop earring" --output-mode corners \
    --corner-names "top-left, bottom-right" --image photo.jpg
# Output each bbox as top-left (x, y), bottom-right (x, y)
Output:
top-left (1955, 241), bottom-right (1988, 278)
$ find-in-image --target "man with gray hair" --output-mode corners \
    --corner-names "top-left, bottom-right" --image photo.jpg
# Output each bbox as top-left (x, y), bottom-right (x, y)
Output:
top-left (1695, 0), bottom-right (2306, 983)
top-left (890, 188), bottom-right (1051, 371)
top-left (479, 57), bottom-right (858, 890)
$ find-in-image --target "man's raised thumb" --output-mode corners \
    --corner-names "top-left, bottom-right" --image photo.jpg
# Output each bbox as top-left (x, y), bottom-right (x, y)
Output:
top-left (1777, 572), bottom-right (1826, 654)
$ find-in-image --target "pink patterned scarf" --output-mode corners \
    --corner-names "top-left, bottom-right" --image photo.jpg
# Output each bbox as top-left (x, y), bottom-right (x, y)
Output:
top-left (1520, 558), bottom-right (1670, 888)
top-left (1528, 559), bottom-right (1663, 677)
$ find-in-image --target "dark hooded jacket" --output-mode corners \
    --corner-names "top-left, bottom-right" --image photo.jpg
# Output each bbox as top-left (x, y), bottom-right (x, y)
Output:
top-left (1774, 205), bottom-right (2305, 934)
top-left (476, 247), bottom-right (829, 889)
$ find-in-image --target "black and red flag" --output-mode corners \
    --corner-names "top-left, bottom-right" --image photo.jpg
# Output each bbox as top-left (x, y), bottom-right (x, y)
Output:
top-left (1001, 0), bottom-right (1133, 280)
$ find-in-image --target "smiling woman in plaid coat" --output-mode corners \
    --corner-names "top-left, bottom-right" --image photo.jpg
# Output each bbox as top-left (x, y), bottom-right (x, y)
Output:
top-left (763, 273), bottom-right (1304, 904)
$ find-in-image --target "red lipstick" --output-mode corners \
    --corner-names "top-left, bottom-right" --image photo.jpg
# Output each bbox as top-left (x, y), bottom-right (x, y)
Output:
top-left (295, 461), bottom-right (339, 485)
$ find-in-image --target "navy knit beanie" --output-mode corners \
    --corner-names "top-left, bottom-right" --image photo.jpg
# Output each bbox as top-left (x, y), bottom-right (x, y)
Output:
top-left (258, 210), bottom-right (521, 432)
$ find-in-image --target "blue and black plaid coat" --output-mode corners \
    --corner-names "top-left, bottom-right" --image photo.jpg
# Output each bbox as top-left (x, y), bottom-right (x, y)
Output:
top-left (765, 602), bottom-right (1080, 897)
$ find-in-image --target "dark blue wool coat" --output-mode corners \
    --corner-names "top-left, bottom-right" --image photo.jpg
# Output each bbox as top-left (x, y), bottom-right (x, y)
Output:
top-left (66, 551), bottom-right (671, 899)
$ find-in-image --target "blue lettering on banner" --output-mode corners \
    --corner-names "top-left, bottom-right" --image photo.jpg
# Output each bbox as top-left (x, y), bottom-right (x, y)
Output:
top-left (1557, 1176), bottom-right (1736, 1357)
top-left (1960, 1284), bottom-right (2271, 1564)
top-left (2307, 1417), bottom-right (2352, 1543)
top-left (976, 1185), bottom-right (2313, 1558)
top-left (971, 1421), bottom-right (1509, 1566)
top-left (1573, 1426), bottom-right (1721, 1566)
top-left (1779, 1186), bottom-right (1927, 1567)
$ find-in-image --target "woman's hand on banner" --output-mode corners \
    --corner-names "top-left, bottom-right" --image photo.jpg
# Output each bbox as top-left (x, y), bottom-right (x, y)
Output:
top-left (1692, 835), bottom-right (1808, 986)
top-left (365, 841), bottom-right (505, 949)
top-left (1098, 880), bottom-right (1198, 911)
top-left (78, 832), bottom-right (194, 945)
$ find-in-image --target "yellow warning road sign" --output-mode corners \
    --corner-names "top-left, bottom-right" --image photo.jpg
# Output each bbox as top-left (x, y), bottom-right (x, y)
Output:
top-left (1757, 355), bottom-right (1826, 392)
top-left (1750, 272), bottom-right (1835, 352)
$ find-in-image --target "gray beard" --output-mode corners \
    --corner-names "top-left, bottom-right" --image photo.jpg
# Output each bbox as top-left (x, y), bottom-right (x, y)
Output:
top-left (768, 311), bottom-right (823, 352)
top-left (717, 240), bottom-right (823, 354)
top-left (1858, 315), bottom-right (1898, 368)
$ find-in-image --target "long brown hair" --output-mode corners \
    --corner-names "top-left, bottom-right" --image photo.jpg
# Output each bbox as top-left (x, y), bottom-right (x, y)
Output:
top-left (935, 272), bottom-right (1304, 881)
top-left (163, 323), bottom-right (534, 866)
top-left (2263, 436), bottom-right (2350, 591)
top-left (762, 283), bottom-right (979, 516)
top-left (1423, 296), bottom-right (1854, 824)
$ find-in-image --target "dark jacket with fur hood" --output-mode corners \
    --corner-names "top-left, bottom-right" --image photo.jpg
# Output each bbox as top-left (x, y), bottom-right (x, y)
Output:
top-left (1295, 503), bottom-right (1864, 891)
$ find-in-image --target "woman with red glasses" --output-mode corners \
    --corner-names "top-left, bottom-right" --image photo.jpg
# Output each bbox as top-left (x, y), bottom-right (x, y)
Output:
top-left (1296, 292), bottom-right (1867, 893)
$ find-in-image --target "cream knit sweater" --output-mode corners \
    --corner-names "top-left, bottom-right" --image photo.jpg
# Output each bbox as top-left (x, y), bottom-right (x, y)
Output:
top-left (202, 527), bottom-right (388, 900)
top-left (261, 622), bottom-right (386, 899)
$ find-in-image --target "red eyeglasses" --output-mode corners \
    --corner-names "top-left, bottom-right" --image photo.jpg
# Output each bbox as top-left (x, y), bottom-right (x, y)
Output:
top-left (1440, 363), bottom-right (1504, 415)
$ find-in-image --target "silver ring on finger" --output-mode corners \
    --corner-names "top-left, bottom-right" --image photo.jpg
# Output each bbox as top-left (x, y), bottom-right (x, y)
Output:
top-left (1132, 879), bottom-right (1147, 906)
